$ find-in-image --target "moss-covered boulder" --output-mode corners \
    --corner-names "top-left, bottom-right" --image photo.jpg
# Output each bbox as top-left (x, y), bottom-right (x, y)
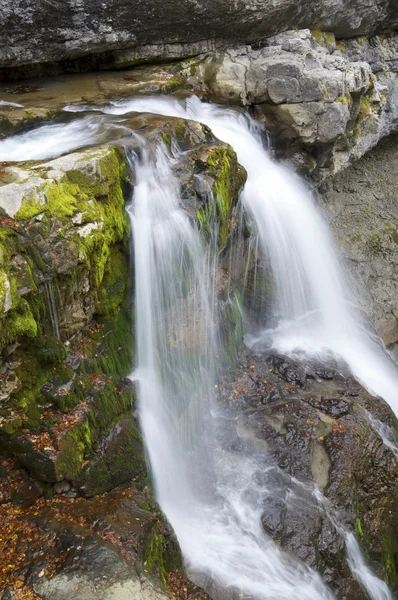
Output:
top-left (0, 144), bottom-right (145, 496)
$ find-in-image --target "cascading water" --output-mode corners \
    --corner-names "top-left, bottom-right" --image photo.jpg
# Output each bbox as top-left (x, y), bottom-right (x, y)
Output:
top-left (4, 96), bottom-right (397, 599)
top-left (128, 140), bottom-right (335, 600)
top-left (0, 117), bottom-right (105, 161)
top-left (92, 95), bottom-right (398, 419)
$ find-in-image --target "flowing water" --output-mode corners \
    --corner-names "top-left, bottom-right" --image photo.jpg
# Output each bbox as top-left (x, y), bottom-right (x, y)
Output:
top-left (128, 141), bottom-right (334, 600)
top-left (87, 95), bottom-right (398, 418)
top-left (3, 95), bottom-right (398, 599)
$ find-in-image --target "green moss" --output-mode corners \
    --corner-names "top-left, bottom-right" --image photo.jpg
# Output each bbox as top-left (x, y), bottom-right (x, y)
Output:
top-left (143, 523), bottom-right (182, 589)
top-left (370, 233), bottom-right (381, 256)
top-left (204, 146), bottom-right (247, 249)
top-left (353, 124), bottom-right (361, 141)
top-left (336, 92), bottom-right (352, 106)
top-left (196, 206), bottom-right (212, 243)
top-left (0, 299), bottom-right (38, 347)
top-left (16, 180), bottom-right (80, 220)
top-left (359, 96), bottom-right (373, 118)
top-left (311, 30), bottom-right (335, 48)
top-left (97, 246), bottom-right (129, 315)
top-left (145, 528), bottom-right (168, 586)
top-left (356, 517), bottom-right (364, 538)
top-left (56, 423), bottom-right (89, 480)
top-left (161, 76), bottom-right (187, 93)
top-left (384, 553), bottom-right (397, 588)
top-left (322, 84), bottom-right (328, 100)
top-left (336, 41), bottom-right (347, 53)
top-left (161, 131), bottom-right (172, 152)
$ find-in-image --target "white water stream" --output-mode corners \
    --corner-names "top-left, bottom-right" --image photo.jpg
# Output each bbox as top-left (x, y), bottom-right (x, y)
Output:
top-left (86, 95), bottom-right (398, 419)
top-left (128, 142), bottom-right (335, 600)
top-left (2, 96), bottom-right (397, 599)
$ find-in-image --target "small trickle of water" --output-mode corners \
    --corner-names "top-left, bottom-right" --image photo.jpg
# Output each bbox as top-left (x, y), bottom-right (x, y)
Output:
top-left (312, 487), bottom-right (393, 600)
top-left (367, 411), bottom-right (398, 457)
top-left (44, 280), bottom-right (60, 339)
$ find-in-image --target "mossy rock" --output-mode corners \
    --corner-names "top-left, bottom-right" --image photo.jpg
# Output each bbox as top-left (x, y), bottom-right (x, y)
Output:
top-left (0, 107), bottom-right (52, 139)
top-left (197, 144), bottom-right (247, 250)
top-left (143, 521), bottom-right (183, 588)
top-left (0, 144), bottom-right (130, 419)
top-left (74, 417), bottom-right (146, 497)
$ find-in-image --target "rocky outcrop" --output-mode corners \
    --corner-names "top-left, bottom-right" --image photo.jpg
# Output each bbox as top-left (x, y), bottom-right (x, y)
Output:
top-left (0, 483), bottom-right (184, 600)
top-left (220, 349), bottom-right (398, 598)
top-left (0, 0), bottom-right (398, 77)
top-left (196, 30), bottom-right (398, 181)
top-left (0, 145), bottom-right (145, 496)
top-left (319, 133), bottom-right (398, 346)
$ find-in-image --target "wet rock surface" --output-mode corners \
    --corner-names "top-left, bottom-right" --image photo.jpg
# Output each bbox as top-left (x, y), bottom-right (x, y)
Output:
top-left (320, 132), bottom-right (398, 346)
top-left (219, 348), bottom-right (398, 598)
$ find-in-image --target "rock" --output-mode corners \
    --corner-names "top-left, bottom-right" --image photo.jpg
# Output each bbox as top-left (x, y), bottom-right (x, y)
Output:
top-left (0, 144), bottom-right (130, 437)
top-left (54, 480), bottom-right (71, 494)
top-left (261, 496), bottom-right (286, 536)
top-left (0, 1), bottom-right (398, 75)
top-left (1, 589), bottom-right (16, 600)
top-left (0, 106), bottom-right (51, 138)
top-left (74, 417), bottom-right (146, 497)
top-left (26, 491), bottom-right (178, 599)
top-left (267, 354), bottom-right (307, 386)
top-left (220, 349), bottom-right (398, 597)
top-left (320, 132), bottom-right (398, 345)
top-left (11, 479), bottom-right (42, 508)
top-left (199, 30), bottom-right (398, 181)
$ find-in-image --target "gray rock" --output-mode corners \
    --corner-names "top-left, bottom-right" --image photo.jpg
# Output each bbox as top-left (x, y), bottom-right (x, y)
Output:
top-left (0, 0), bottom-right (397, 74)
top-left (11, 479), bottom-right (43, 508)
top-left (223, 349), bottom-right (398, 598)
top-left (201, 30), bottom-right (398, 180)
top-left (320, 132), bottom-right (398, 345)
top-left (54, 479), bottom-right (71, 494)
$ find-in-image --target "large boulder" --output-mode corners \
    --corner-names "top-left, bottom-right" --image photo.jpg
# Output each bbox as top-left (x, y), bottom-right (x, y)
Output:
top-left (0, 0), bottom-right (398, 75)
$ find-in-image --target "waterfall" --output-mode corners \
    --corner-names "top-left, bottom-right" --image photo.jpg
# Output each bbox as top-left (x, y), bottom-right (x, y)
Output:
top-left (97, 96), bottom-right (398, 419)
top-left (128, 141), bottom-right (334, 600)
top-left (100, 96), bottom-right (396, 599)
top-left (5, 96), bottom-right (397, 599)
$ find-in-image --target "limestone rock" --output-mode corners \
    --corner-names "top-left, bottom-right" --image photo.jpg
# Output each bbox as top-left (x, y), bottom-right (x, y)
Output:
top-left (200, 30), bottom-right (398, 180)
top-left (0, 0), bottom-right (397, 74)
top-left (320, 133), bottom-right (398, 346)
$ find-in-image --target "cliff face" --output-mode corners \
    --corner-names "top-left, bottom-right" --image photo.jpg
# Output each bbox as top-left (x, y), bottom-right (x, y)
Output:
top-left (0, 0), bottom-right (397, 74)
top-left (320, 133), bottom-right (398, 346)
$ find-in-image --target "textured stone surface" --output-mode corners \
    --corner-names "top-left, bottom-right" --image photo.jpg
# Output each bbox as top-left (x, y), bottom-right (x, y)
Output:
top-left (220, 349), bottom-right (398, 597)
top-left (0, 0), bottom-right (398, 73)
top-left (199, 30), bottom-right (398, 181)
top-left (320, 133), bottom-right (398, 346)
